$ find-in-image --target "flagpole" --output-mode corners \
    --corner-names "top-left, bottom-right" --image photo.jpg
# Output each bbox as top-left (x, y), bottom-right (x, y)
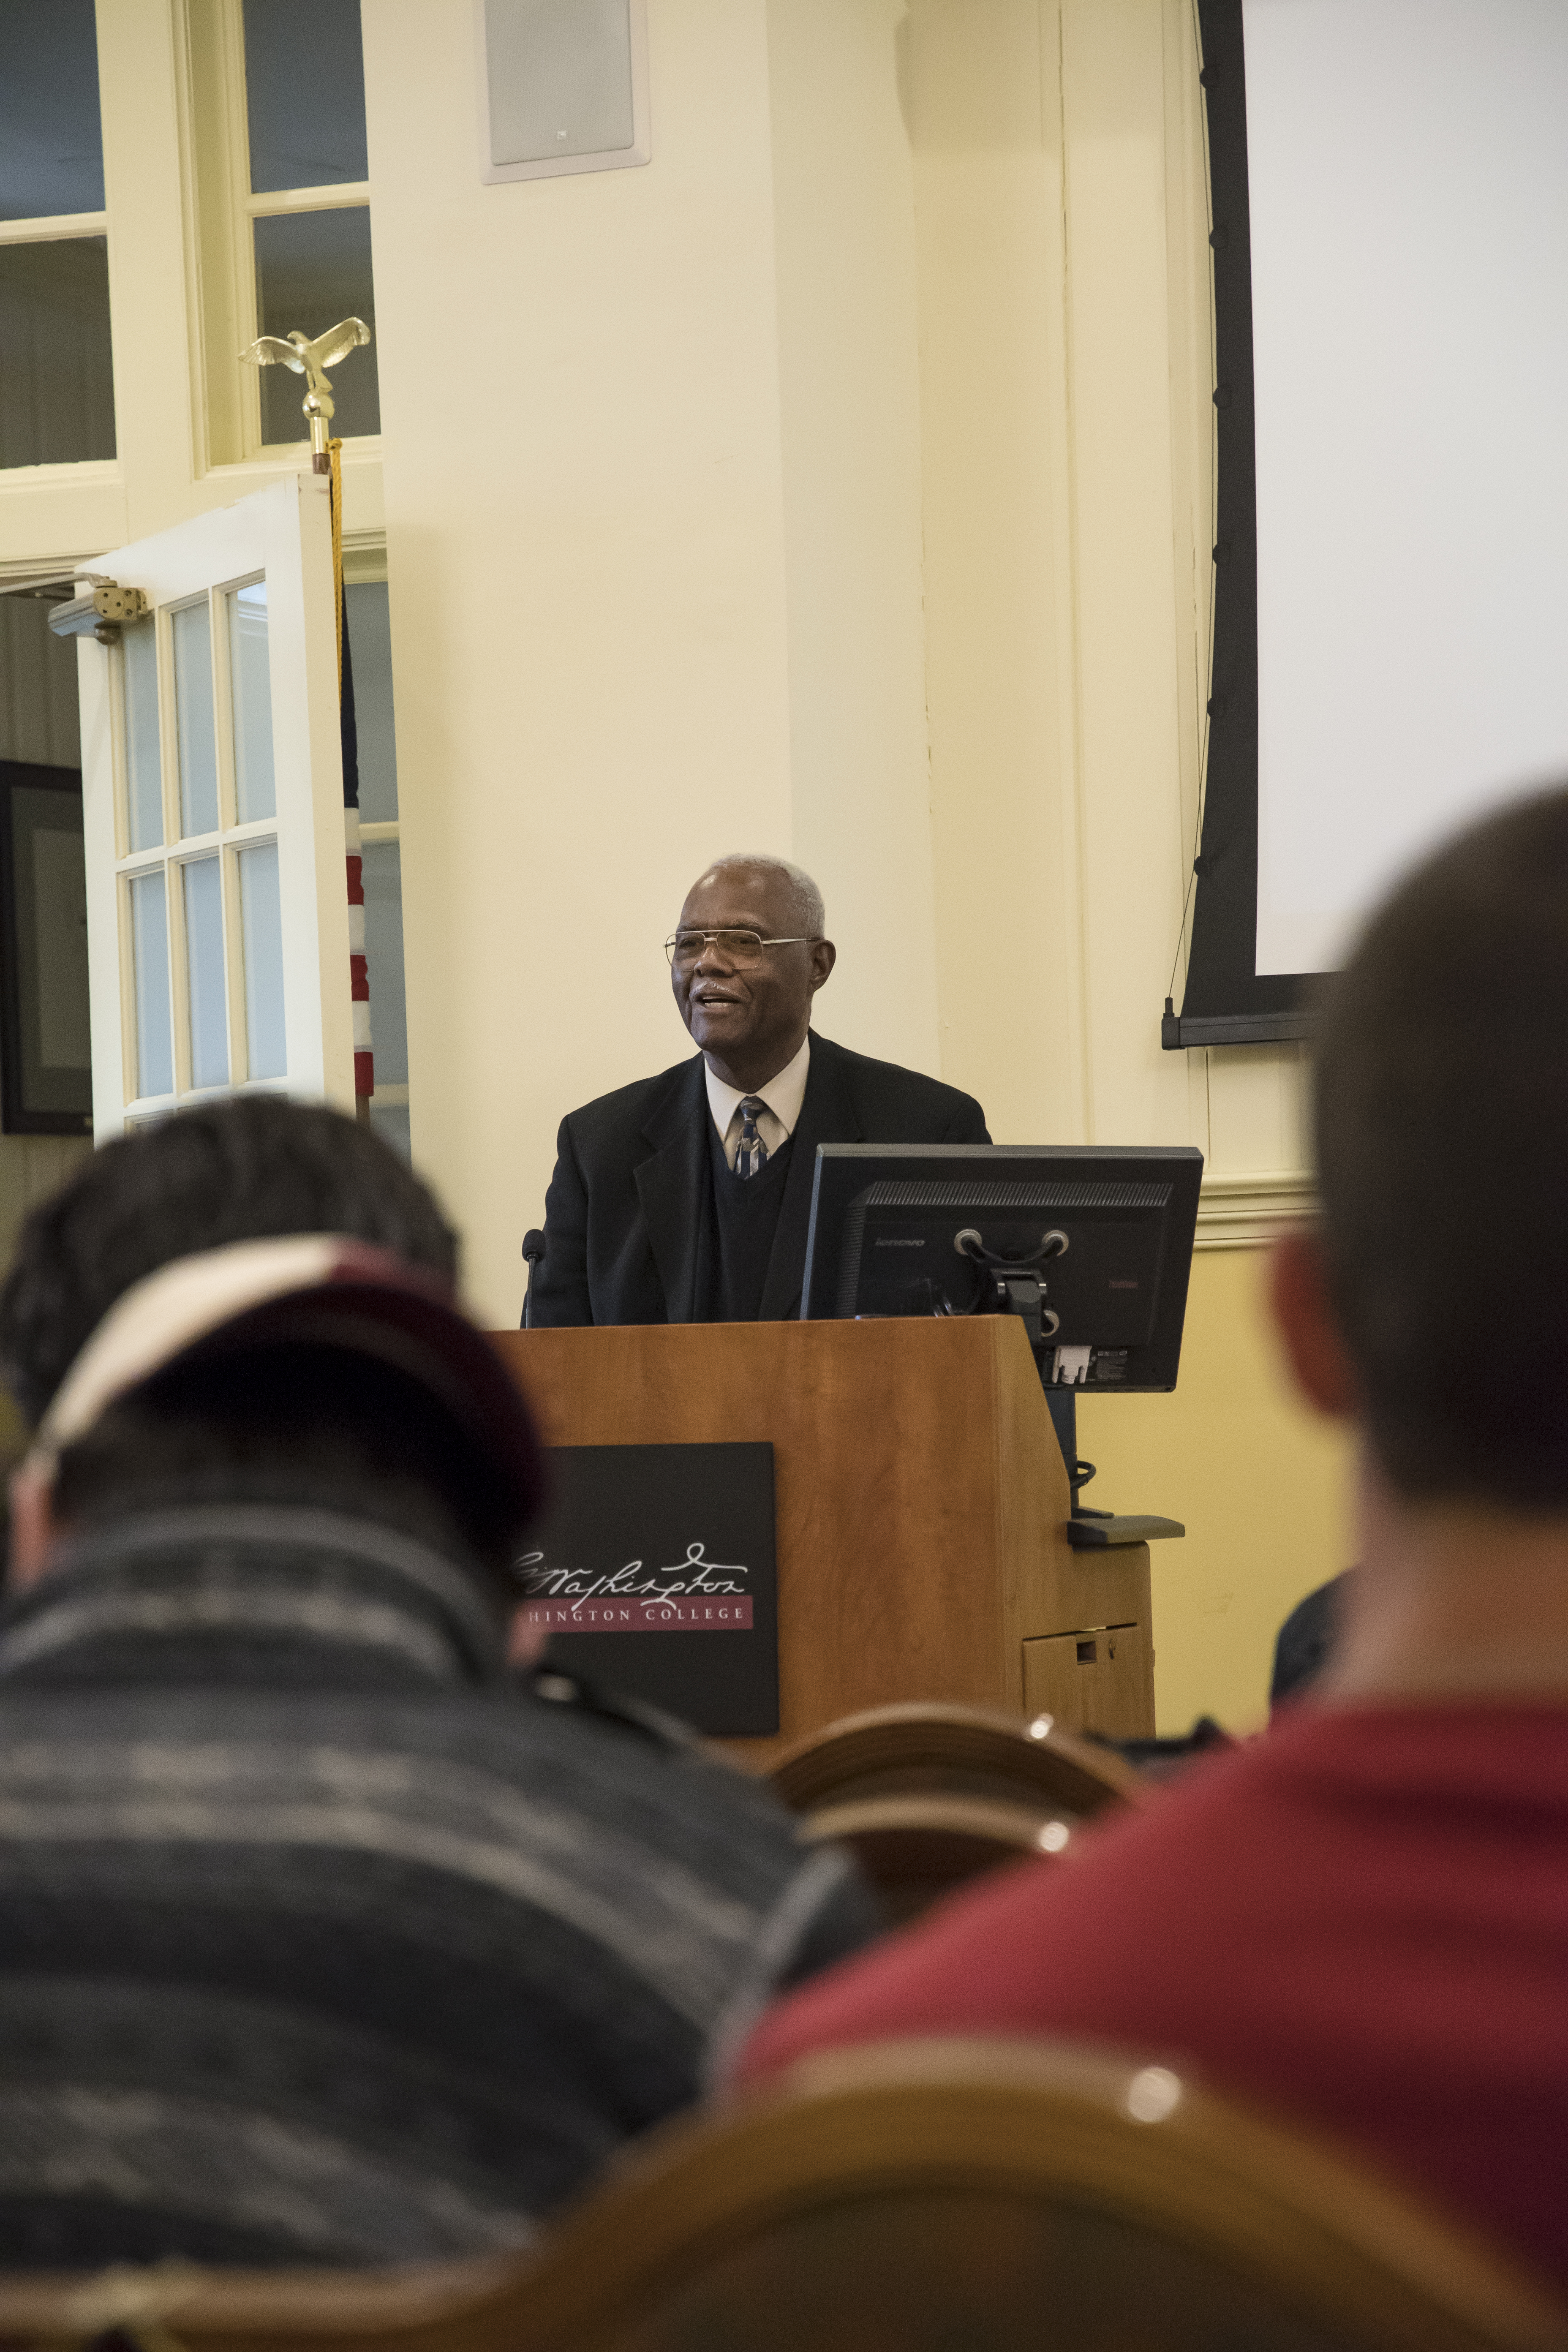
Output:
top-left (240, 321), bottom-right (376, 1125)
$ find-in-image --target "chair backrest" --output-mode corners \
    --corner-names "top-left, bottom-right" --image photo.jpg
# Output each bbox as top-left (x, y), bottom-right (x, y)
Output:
top-left (768, 1700), bottom-right (1146, 1821)
top-left (770, 1702), bottom-right (1144, 1916)
top-left (4, 2040), bottom-right (1560, 2352)
top-left (793, 1788), bottom-right (1074, 1924)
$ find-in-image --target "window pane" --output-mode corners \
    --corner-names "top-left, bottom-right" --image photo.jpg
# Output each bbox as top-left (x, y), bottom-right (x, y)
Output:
top-left (228, 581), bottom-right (275, 821)
top-left (242, 0), bottom-right (368, 193)
top-left (0, 237), bottom-right (114, 466)
top-left (369, 1101), bottom-right (411, 1161)
top-left (362, 839), bottom-right (407, 1086)
top-left (0, 0), bottom-right (104, 219)
top-left (130, 869), bottom-right (172, 1100)
top-left (0, 592), bottom-right (79, 766)
top-left (182, 855), bottom-right (228, 1090)
top-left (11, 782), bottom-right (91, 1119)
top-left (344, 582), bottom-right (396, 819)
top-left (253, 208), bottom-right (378, 442)
top-left (239, 840), bottom-right (286, 1081)
top-left (172, 600), bottom-right (218, 838)
top-left (122, 618), bottom-right (162, 852)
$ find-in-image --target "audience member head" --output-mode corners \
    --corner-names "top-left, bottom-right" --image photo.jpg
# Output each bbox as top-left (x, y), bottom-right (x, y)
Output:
top-left (1269, 1571), bottom-right (1355, 1710)
top-left (1275, 785), bottom-right (1568, 1512)
top-left (0, 1095), bottom-right (457, 1430)
top-left (8, 1233), bottom-right (545, 1620)
top-left (670, 854), bottom-right (836, 1090)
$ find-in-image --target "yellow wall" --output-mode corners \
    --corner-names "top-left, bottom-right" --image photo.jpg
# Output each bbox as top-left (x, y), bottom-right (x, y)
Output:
top-left (1081, 1246), bottom-right (1353, 1734)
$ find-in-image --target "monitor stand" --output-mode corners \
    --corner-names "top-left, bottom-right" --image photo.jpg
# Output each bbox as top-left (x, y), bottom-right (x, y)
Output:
top-left (1043, 1381), bottom-right (1186, 1552)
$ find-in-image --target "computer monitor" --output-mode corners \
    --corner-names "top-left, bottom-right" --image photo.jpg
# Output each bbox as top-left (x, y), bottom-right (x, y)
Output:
top-left (799, 1143), bottom-right (1203, 1393)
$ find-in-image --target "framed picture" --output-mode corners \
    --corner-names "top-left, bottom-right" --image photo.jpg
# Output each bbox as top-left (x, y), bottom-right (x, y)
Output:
top-left (0, 760), bottom-right (93, 1135)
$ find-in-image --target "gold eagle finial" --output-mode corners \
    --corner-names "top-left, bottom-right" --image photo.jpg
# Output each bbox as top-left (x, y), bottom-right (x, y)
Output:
top-left (240, 316), bottom-right (373, 459)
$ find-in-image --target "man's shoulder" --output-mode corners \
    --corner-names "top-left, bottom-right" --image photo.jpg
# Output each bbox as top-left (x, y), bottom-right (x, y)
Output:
top-left (811, 1034), bottom-right (987, 1131)
top-left (422, 1674), bottom-right (815, 1877)
top-left (393, 1678), bottom-right (880, 1966)
top-left (1, 1671), bottom-right (823, 1920)
top-left (741, 1699), bottom-right (1568, 2080)
top-left (561, 1054), bottom-right (702, 1142)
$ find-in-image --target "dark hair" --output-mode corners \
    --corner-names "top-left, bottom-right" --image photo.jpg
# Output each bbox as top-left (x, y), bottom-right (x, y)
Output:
top-left (52, 1342), bottom-right (525, 1608)
top-left (0, 1097), bottom-right (458, 1429)
top-left (1314, 784), bottom-right (1568, 1508)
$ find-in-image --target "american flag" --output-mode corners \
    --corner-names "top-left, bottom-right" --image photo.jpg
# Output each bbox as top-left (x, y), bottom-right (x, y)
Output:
top-left (339, 592), bottom-right (374, 1104)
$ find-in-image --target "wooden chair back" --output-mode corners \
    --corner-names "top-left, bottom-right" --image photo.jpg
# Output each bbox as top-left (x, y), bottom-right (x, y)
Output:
top-left (768, 1699), bottom-right (1146, 1818)
top-left (2, 2040), bottom-right (1562, 2352)
top-left (792, 1789), bottom-right (1070, 1923)
top-left (770, 1701), bottom-right (1144, 1919)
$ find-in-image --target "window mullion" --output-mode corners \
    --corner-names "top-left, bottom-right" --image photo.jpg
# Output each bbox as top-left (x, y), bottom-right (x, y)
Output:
top-left (0, 212), bottom-right (108, 248)
top-left (155, 606), bottom-right (179, 858)
top-left (210, 583), bottom-right (238, 830)
top-left (115, 870), bottom-right (139, 1108)
top-left (109, 632), bottom-right (129, 864)
top-left (221, 0), bottom-right (264, 460)
top-left (210, 577), bottom-right (248, 1083)
top-left (245, 180), bottom-right (371, 218)
top-left (166, 855), bottom-right (192, 1099)
top-left (221, 841), bottom-right (248, 1086)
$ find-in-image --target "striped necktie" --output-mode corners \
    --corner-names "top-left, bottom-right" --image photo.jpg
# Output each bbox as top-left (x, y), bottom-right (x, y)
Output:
top-left (735, 1095), bottom-right (769, 1178)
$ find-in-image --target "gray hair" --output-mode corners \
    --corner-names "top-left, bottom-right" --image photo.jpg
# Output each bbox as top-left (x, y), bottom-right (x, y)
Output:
top-left (705, 853), bottom-right (825, 939)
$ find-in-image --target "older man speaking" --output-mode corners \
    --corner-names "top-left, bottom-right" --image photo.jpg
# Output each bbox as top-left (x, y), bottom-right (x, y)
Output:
top-left (529, 855), bottom-right (989, 1326)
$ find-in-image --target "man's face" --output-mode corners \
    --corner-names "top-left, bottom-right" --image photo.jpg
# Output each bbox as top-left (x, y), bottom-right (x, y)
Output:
top-left (671, 863), bottom-right (835, 1085)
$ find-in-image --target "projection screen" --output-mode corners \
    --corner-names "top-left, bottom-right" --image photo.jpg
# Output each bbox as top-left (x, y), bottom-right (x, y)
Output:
top-left (1244, 0), bottom-right (1568, 977)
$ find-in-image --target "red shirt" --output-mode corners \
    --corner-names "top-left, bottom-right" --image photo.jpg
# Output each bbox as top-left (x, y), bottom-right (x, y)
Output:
top-left (740, 1704), bottom-right (1568, 2292)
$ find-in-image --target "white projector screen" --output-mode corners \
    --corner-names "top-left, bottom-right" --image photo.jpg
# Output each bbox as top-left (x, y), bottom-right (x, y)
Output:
top-left (1245, 0), bottom-right (1568, 976)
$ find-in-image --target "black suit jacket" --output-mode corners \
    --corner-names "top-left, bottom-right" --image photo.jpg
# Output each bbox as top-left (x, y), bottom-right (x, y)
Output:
top-left (531, 1030), bottom-right (990, 1326)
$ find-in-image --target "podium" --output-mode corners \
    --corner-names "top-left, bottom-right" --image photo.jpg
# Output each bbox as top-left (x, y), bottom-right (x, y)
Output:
top-left (494, 1320), bottom-right (1155, 1766)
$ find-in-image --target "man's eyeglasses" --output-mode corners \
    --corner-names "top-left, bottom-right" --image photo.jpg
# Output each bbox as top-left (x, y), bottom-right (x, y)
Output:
top-left (664, 929), bottom-right (818, 969)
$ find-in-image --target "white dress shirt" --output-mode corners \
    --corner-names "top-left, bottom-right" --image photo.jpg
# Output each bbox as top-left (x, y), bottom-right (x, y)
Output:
top-left (705, 1035), bottom-right (811, 1170)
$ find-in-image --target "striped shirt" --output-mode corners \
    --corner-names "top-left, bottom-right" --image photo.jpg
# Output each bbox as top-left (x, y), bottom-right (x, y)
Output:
top-left (0, 1504), bottom-right (874, 2267)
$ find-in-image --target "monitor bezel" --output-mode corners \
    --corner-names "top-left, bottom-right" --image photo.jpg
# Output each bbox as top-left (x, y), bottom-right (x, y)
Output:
top-left (799, 1142), bottom-right (1205, 1391)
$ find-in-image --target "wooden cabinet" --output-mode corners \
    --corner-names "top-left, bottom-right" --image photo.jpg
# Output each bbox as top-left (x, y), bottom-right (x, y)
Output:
top-left (1022, 1549), bottom-right (1155, 1740)
top-left (494, 1319), bottom-right (1157, 1761)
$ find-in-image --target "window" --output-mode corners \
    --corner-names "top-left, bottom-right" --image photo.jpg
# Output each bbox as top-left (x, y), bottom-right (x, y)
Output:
top-left (185, 0), bottom-right (379, 466)
top-left (0, 593), bottom-right (92, 1134)
top-left (0, 0), bottom-right (115, 469)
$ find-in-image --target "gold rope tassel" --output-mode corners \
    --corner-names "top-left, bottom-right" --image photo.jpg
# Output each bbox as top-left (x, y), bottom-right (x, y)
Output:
top-left (328, 435), bottom-right (345, 690)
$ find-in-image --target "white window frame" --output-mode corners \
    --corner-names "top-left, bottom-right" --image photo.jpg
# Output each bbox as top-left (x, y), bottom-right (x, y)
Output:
top-left (179, 0), bottom-right (379, 469)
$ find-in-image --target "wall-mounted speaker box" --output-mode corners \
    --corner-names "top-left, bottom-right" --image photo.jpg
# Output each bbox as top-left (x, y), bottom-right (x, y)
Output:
top-left (476, 0), bottom-right (651, 184)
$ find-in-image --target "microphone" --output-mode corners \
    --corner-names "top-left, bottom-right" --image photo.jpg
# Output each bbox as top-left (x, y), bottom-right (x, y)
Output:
top-left (521, 1230), bottom-right (545, 1329)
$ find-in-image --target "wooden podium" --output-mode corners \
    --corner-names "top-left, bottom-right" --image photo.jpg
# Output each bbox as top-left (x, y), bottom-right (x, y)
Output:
top-left (493, 1320), bottom-right (1155, 1767)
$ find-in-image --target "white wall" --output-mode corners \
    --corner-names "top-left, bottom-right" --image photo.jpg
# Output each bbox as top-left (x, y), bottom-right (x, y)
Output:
top-left (909, 0), bottom-right (1086, 1140)
top-left (765, 0), bottom-right (941, 1074)
top-left (365, 0), bottom-right (970, 1318)
top-left (365, 0), bottom-right (793, 1318)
